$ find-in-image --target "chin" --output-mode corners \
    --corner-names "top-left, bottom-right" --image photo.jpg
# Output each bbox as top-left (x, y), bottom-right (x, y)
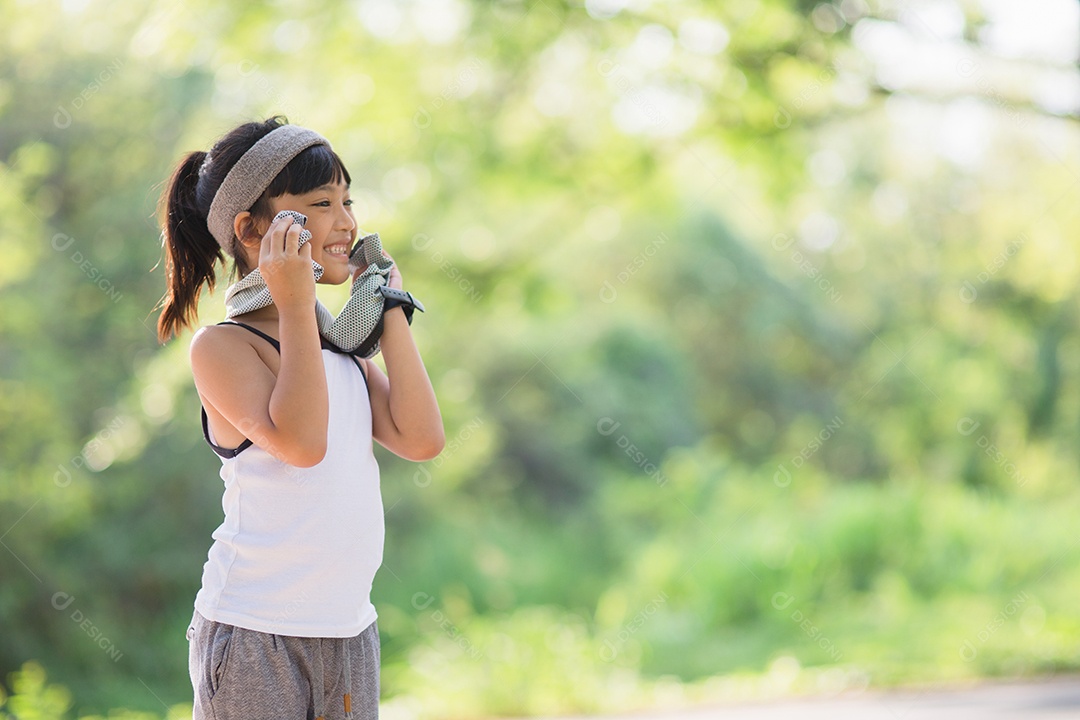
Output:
top-left (316, 266), bottom-right (353, 286)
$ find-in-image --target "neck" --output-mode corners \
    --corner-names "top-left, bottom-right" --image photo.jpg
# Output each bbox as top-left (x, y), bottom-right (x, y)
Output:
top-left (233, 304), bottom-right (280, 325)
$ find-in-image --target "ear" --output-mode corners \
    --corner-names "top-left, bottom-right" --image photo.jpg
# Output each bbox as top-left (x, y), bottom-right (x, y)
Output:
top-left (232, 211), bottom-right (264, 251)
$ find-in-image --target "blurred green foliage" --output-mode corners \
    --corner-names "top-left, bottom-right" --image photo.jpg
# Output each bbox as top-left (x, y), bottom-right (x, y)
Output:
top-left (1, 0), bottom-right (1078, 717)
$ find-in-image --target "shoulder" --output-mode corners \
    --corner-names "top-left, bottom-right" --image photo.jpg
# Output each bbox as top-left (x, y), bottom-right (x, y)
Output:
top-left (190, 323), bottom-right (242, 355)
top-left (189, 323), bottom-right (262, 373)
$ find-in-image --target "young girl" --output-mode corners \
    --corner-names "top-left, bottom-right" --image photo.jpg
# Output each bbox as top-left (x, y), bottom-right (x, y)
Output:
top-left (155, 115), bottom-right (444, 719)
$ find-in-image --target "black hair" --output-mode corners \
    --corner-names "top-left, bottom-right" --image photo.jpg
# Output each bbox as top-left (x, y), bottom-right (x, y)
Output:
top-left (154, 114), bottom-right (351, 342)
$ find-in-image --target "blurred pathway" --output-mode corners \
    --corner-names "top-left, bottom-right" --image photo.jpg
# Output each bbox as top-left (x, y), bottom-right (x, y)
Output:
top-left (531, 677), bottom-right (1080, 719)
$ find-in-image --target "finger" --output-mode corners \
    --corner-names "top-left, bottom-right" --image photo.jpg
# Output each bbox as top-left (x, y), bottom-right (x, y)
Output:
top-left (273, 215), bottom-right (293, 255)
top-left (266, 213), bottom-right (291, 255)
top-left (261, 218), bottom-right (285, 265)
top-left (259, 216), bottom-right (282, 262)
top-left (285, 220), bottom-right (301, 255)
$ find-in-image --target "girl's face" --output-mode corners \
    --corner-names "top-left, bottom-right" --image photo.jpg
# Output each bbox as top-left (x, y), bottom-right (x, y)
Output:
top-left (266, 180), bottom-right (357, 285)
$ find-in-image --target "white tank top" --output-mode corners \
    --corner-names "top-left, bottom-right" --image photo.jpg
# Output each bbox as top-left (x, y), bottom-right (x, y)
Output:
top-left (193, 321), bottom-right (384, 637)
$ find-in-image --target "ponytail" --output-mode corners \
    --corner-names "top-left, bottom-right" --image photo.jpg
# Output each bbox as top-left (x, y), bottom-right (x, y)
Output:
top-left (155, 150), bottom-right (225, 342)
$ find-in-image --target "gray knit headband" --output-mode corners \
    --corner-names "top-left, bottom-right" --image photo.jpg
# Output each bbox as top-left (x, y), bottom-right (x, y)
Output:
top-left (205, 124), bottom-right (329, 251)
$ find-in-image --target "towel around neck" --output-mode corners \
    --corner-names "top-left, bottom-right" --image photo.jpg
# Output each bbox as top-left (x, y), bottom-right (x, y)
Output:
top-left (223, 210), bottom-right (394, 358)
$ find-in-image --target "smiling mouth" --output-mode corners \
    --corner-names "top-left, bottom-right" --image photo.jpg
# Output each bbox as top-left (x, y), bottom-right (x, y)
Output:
top-left (324, 244), bottom-right (350, 257)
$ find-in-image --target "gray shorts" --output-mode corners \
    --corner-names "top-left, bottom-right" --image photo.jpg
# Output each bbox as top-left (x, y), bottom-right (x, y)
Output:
top-left (187, 609), bottom-right (379, 719)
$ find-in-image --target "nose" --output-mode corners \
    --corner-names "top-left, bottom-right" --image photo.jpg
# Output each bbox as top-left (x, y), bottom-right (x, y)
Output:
top-left (335, 202), bottom-right (356, 233)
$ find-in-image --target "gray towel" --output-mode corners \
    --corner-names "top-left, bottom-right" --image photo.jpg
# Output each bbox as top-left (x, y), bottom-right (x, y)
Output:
top-left (223, 210), bottom-right (393, 358)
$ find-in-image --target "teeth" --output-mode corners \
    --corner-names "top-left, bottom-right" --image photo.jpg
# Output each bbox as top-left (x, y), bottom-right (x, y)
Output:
top-left (326, 245), bottom-right (348, 254)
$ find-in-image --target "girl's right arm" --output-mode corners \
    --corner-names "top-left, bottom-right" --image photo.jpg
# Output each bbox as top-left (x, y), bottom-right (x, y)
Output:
top-left (188, 215), bottom-right (330, 467)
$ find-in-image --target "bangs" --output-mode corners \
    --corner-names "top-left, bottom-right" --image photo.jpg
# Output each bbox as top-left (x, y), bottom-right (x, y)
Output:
top-left (265, 144), bottom-right (351, 198)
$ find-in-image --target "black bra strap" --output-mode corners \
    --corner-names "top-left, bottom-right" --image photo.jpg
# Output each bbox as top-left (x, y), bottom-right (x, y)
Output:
top-left (201, 406), bottom-right (252, 458)
top-left (217, 320), bottom-right (280, 352)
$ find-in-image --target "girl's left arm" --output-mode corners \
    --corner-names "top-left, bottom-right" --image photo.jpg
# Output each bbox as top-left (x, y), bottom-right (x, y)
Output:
top-left (364, 257), bottom-right (445, 462)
